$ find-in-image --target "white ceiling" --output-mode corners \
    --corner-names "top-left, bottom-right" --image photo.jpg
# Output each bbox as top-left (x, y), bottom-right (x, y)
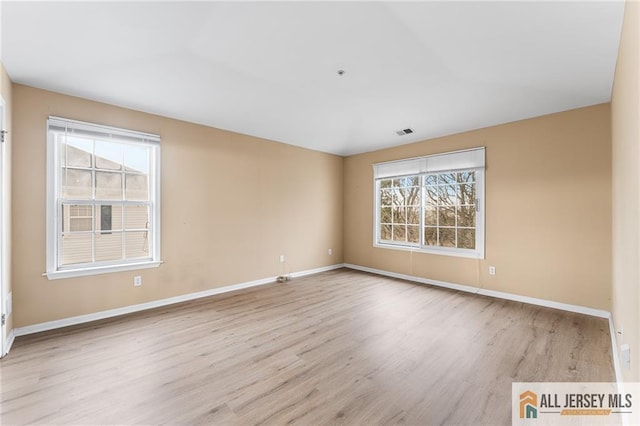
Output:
top-left (1, 1), bottom-right (625, 156)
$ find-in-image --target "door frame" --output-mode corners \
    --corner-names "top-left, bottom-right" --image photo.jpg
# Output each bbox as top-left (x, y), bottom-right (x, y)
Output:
top-left (0, 96), bottom-right (6, 357)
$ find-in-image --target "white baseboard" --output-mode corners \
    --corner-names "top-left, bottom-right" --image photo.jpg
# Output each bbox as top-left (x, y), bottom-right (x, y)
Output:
top-left (343, 263), bottom-right (611, 318)
top-left (3, 329), bottom-right (15, 357)
top-left (291, 264), bottom-right (345, 279)
top-left (14, 263), bottom-right (345, 337)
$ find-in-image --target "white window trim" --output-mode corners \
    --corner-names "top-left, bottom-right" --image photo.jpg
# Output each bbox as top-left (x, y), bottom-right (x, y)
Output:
top-left (372, 148), bottom-right (485, 259)
top-left (45, 117), bottom-right (162, 280)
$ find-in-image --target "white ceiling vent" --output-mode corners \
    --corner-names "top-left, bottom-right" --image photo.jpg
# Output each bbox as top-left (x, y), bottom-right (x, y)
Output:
top-left (396, 128), bottom-right (414, 136)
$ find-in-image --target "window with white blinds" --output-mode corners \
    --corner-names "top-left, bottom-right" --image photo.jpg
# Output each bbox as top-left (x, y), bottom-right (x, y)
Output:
top-left (46, 117), bottom-right (162, 279)
top-left (373, 148), bottom-right (485, 259)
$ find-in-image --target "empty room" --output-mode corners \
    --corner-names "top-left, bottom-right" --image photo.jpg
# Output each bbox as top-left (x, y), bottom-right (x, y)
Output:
top-left (0, 1), bottom-right (639, 425)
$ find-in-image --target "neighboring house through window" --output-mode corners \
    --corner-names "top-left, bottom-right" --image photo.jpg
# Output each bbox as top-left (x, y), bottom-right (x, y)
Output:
top-left (373, 148), bottom-right (485, 259)
top-left (46, 117), bottom-right (161, 279)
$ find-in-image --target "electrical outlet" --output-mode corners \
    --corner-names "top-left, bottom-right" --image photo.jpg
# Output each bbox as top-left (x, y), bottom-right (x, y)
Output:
top-left (134, 276), bottom-right (142, 287)
top-left (328, 248), bottom-right (332, 256)
top-left (489, 266), bottom-right (496, 275)
top-left (279, 255), bottom-right (285, 263)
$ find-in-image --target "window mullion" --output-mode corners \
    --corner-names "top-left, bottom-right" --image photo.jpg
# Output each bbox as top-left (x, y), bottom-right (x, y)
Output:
top-left (58, 134), bottom-right (66, 270)
top-left (91, 140), bottom-right (96, 264)
top-left (122, 203), bottom-right (127, 262)
top-left (455, 183), bottom-right (459, 249)
top-left (436, 180), bottom-right (440, 247)
top-left (57, 199), bottom-right (63, 270)
top-left (419, 175), bottom-right (424, 247)
top-left (121, 153), bottom-right (126, 261)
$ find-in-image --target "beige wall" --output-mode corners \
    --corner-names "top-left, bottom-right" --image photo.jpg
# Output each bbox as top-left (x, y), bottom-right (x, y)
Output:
top-left (12, 84), bottom-right (343, 327)
top-left (1, 62), bottom-right (13, 336)
top-left (344, 104), bottom-right (612, 311)
top-left (612, 0), bottom-right (640, 382)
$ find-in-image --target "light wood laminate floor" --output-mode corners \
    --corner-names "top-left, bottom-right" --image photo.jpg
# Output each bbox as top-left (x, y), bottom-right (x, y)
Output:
top-left (1, 268), bottom-right (614, 425)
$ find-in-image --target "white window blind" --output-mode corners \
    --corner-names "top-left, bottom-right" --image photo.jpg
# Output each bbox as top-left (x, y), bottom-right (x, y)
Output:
top-left (373, 147), bottom-right (485, 180)
top-left (47, 117), bottom-right (160, 146)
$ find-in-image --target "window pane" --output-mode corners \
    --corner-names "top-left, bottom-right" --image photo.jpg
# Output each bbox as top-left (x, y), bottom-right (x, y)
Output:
top-left (393, 188), bottom-right (405, 206)
top-left (438, 228), bottom-right (456, 247)
top-left (99, 204), bottom-right (123, 231)
top-left (438, 173), bottom-right (457, 185)
top-left (425, 186), bottom-right (438, 205)
top-left (125, 231), bottom-right (150, 259)
top-left (62, 137), bottom-right (93, 168)
top-left (392, 207), bottom-right (406, 224)
top-left (439, 207), bottom-right (456, 226)
top-left (62, 169), bottom-right (92, 199)
top-left (380, 224), bottom-right (392, 240)
top-left (458, 171), bottom-right (475, 183)
top-left (457, 206), bottom-right (476, 228)
top-left (124, 145), bottom-right (150, 174)
top-left (124, 205), bottom-right (149, 230)
top-left (64, 137), bottom-right (92, 168)
top-left (406, 207), bottom-right (420, 225)
top-left (392, 225), bottom-right (406, 242)
top-left (406, 186), bottom-right (420, 206)
top-left (95, 140), bottom-right (123, 170)
top-left (61, 233), bottom-right (92, 265)
top-left (380, 189), bottom-right (392, 206)
top-left (438, 185), bottom-right (457, 206)
top-left (457, 229), bottom-right (476, 249)
top-left (424, 206), bottom-right (437, 226)
top-left (125, 174), bottom-right (149, 201)
top-left (62, 204), bottom-right (94, 232)
top-left (96, 171), bottom-right (122, 200)
top-left (458, 184), bottom-right (476, 205)
top-left (407, 226), bottom-right (419, 243)
top-left (392, 178), bottom-right (405, 188)
top-left (380, 207), bottom-right (392, 223)
top-left (95, 232), bottom-right (122, 261)
top-left (406, 176), bottom-right (420, 186)
top-left (425, 175), bottom-right (437, 186)
top-left (424, 227), bottom-right (437, 246)
top-left (379, 179), bottom-right (392, 189)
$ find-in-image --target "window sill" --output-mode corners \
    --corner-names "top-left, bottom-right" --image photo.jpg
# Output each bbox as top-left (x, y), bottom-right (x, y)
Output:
top-left (373, 242), bottom-right (484, 259)
top-left (45, 260), bottom-right (162, 280)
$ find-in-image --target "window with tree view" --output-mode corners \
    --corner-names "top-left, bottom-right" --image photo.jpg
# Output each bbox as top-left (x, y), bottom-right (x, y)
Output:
top-left (46, 117), bottom-right (161, 279)
top-left (374, 148), bottom-right (484, 258)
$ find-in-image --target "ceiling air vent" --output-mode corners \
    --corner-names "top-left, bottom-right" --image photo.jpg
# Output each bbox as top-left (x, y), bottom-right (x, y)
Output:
top-left (396, 128), bottom-right (414, 136)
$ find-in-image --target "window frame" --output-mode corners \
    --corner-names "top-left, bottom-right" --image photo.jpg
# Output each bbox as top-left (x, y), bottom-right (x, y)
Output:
top-left (372, 149), bottom-right (485, 259)
top-left (46, 117), bottom-right (162, 280)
